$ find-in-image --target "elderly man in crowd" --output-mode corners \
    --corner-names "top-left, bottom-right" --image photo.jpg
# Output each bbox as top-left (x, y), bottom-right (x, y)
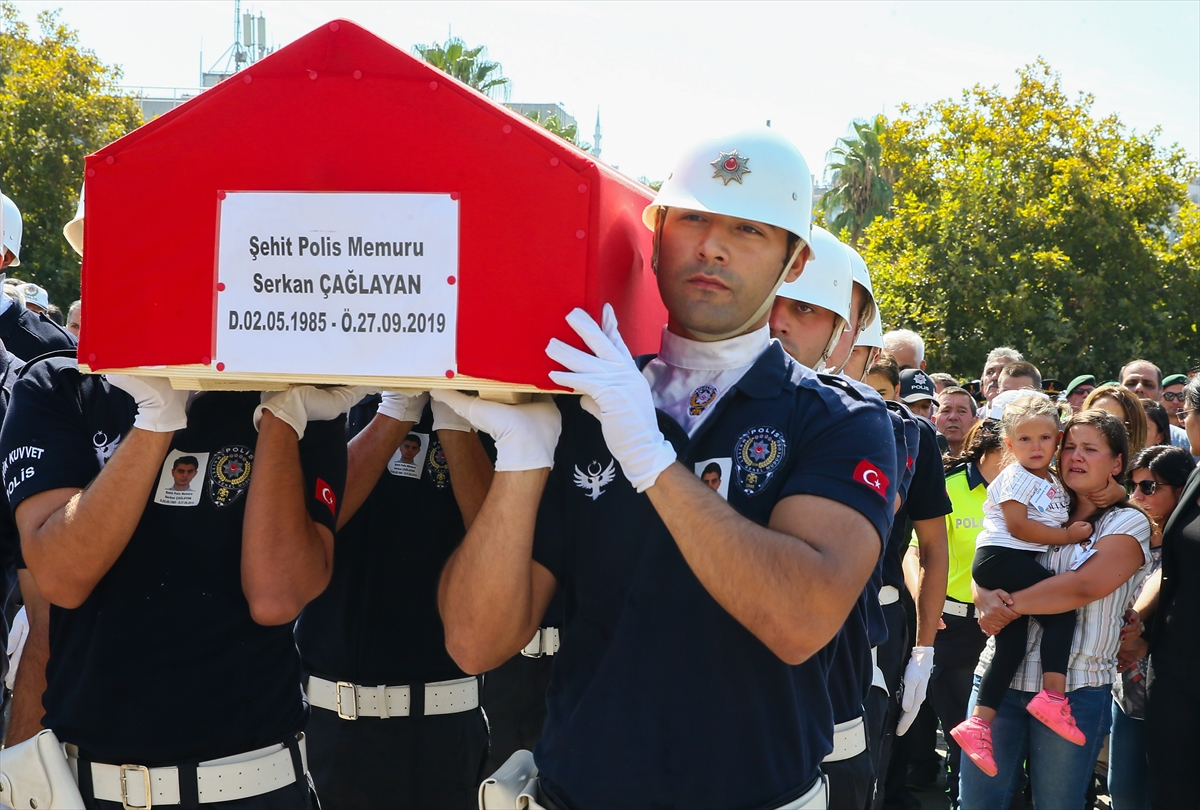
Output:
top-left (978, 347), bottom-right (1023, 412)
top-left (882, 329), bottom-right (926, 372)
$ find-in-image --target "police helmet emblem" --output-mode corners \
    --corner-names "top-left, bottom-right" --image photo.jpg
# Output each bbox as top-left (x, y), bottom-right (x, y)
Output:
top-left (734, 427), bottom-right (787, 496)
top-left (425, 439), bottom-right (451, 489)
top-left (208, 445), bottom-right (254, 507)
top-left (689, 384), bottom-right (719, 417)
top-left (711, 149), bottom-right (751, 185)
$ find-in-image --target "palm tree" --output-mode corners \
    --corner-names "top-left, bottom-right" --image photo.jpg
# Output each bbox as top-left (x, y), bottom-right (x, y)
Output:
top-left (524, 110), bottom-right (591, 152)
top-left (820, 115), bottom-right (895, 247)
top-left (413, 37), bottom-right (511, 100)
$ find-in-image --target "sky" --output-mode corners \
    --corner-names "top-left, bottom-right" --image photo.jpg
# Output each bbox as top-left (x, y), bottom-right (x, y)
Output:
top-left (12, 1), bottom-right (1200, 182)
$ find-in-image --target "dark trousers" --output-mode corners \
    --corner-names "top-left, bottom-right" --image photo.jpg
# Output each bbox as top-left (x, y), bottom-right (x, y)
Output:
top-left (306, 704), bottom-right (488, 810)
top-left (870, 600), bottom-right (908, 810)
top-left (1145, 667), bottom-right (1200, 810)
top-left (480, 653), bottom-right (555, 775)
top-left (930, 609), bottom-right (990, 810)
top-left (823, 746), bottom-right (874, 810)
top-left (972, 546), bottom-right (1075, 710)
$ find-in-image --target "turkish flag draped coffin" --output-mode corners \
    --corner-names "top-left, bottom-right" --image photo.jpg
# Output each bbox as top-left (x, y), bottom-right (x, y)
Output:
top-left (78, 19), bottom-right (664, 393)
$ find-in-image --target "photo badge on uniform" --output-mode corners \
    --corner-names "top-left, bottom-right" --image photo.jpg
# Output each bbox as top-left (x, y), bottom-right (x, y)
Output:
top-left (154, 449), bottom-right (211, 507)
top-left (689, 384), bottom-right (719, 417)
top-left (694, 457), bottom-right (732, 501)
top-left (425, 438), bottom-right (451, 489)
top-left (734, 427), bottom-right (787, 496)
top-left (208, 445), bottom-right (253, 508)
top-left (387, 432), bottom-right (430, 479)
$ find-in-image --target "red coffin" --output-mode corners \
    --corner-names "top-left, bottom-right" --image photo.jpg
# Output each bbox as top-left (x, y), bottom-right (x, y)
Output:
top-left (78, 19), bottom-right (665, 391)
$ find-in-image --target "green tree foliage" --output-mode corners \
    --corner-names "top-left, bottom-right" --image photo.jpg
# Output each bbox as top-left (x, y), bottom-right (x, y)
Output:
top-left (820, 114), bottom-right (894, 247)
top-left (863, 61), bottom-right (1198, 382)
top-left (413, 37), bottom-right (511, 100)
top-left (524, 110), bottom-right (591, 152)
top-left (0, 4), bottom-right (141, 309)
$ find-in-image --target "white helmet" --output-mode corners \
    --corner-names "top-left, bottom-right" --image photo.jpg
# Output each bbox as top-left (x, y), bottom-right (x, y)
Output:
top-left (643, 127), bottom-right (815, 340)
top-left (844, 245), bottom-right (876, 332)
top-left (855, 308), bottom-right (884, 349)
top-left (2, 193), bottom-right (21, 267)
top-left (64, 183), bottom-right (84, 257)
top-left (775, 226), bottom-right (852, 363)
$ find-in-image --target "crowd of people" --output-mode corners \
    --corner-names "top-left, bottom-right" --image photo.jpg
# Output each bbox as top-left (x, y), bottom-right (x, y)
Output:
top-left (0, 124), bottom-right (1195, 810)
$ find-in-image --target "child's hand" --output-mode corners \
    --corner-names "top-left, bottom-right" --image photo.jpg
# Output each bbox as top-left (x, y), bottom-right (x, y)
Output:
top-left (1087, 477), bottom-right (1126, 508)
top-left (1067, 521), bottom-right (1094, 543)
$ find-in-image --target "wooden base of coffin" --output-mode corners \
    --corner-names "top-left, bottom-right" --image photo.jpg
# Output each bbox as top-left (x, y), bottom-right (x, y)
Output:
top-left (76, 364), bottom-right (560, 404)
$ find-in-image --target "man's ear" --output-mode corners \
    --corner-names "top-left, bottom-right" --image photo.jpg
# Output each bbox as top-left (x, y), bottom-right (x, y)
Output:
top-left (783, 248), bottom-right (809, 283)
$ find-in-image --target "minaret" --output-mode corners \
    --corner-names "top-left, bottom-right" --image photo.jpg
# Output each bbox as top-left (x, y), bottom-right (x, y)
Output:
top-left (593, 109), bottom-right (602, 159)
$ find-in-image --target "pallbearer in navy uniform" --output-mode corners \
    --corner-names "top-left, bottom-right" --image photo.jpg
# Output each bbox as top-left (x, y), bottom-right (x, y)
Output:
top-left (296, 391), bottom-right (496, 809)
top-left (434, 128), bottom-right (898, 810)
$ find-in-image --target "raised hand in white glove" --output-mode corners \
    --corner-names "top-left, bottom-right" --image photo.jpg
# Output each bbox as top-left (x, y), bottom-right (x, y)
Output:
top-left (431, 396), bottom-right (474, 433)
top-left (377, 390), bottom-right (428, 424)
top-left (896, 646), bottom-right (935, 736)
top-left (255, 385), bottom-right (377, 440)
top-left (5, 605), bottom-right (29, 690)
top-left (106, 374), bottom-right (190, 432)
top-left (429, 390), bottom-right (560, 471)
top-left (545, 305), bottom-right (675, 493)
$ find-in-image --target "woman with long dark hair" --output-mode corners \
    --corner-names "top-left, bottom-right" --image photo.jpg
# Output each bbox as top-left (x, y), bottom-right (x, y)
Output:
top-left (961, 410), bottom-right (1152, 809)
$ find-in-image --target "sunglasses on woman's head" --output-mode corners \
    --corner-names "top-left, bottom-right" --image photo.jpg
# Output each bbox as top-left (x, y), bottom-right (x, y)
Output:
top-left (1129, 479), bottom-right (1162, 496)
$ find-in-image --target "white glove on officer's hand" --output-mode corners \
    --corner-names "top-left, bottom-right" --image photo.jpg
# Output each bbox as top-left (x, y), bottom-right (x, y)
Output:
top-left (429, 390), bottom-right (560, 471)
top-left (896, 646), bottom-right (935, 736)
top-left (5, 605), bottom-right (29, 691)
top-left (255, 385), bottom-right (376, 440)
top-left (431, 396), bottom-right (474, 433)
top-left (377, 390), bottom-right (428, 424)
top-left (106, 374), bottom-right (190, 433)
top-left (545, 305), bottom-right (675, 493)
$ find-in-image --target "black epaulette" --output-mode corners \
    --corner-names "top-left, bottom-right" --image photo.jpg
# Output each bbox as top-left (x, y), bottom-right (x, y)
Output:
top-left (816, 373), bottom-right (866, 401)
top-left (15, 349), bottom-right (79, 378)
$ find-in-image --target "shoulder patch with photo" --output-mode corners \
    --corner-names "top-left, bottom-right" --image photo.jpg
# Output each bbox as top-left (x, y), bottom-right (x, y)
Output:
top-left (154, 450), bottom-right (211, 507)
top-left (387, 432), bottom-right (430, 479)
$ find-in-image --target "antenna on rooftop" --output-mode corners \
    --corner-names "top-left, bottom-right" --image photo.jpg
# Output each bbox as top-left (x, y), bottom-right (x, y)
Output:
top-left (201, 0), bottom-right (272, 88)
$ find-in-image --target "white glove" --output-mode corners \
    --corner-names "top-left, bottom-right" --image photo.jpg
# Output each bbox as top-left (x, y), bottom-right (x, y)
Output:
top-left (431, 396), bottom-right (473, 433)
top-left (896, 646), bottom-right (935, 736)
top-left (377, 390), bottom-right (428, 424)
top-left (106, 374), bottom-right (189, 432)
top-left (545, 305), bottom-right (675, 493)
top-left (6, 606), bottom-right (29, 690)
top-left (255, 385), bottom-right (377, 440)
top-left (429, 390), bottom-right (560, 471)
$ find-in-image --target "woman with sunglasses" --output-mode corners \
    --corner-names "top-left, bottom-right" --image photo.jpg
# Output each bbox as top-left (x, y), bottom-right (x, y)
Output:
top-left (1108, 445), bottom-right (1194, 809)
top-left (1139, 376), bottom-right (1200, 809)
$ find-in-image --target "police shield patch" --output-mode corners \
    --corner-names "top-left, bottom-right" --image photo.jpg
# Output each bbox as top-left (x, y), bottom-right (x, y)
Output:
top-left (425, 439), bottom-right (451, 489)
top-left (208, 445), bottom-right (254, 507)
top-left (734, 427), bottom-right (786, 496)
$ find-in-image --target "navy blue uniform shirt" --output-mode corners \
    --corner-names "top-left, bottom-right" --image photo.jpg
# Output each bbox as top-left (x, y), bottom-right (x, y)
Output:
top-left (882, 414), bottom-right (952, 591)
top-left (0, 302), bottom-right (75, 362)
top-left (531, 342), bottom-right (897, 810)
top-left (0, 358), bottom-right (346, 765)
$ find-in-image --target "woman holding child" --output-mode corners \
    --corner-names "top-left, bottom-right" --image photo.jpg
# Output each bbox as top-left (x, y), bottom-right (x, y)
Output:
top-left (959, 408), bottom-right (1153, 809)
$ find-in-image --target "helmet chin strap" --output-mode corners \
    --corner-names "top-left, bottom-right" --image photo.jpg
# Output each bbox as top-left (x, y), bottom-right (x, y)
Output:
top-left (816, 316), bottom-right (849, 373)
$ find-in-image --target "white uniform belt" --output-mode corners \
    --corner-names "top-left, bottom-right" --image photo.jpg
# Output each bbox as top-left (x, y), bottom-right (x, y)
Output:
top-left (78, 737), bottom-right (304, 807)
top-left (822, 716), bottom-right (867, 763)
top-left (308, 674), bottom-right (478, 719)
top-left (879, 585), bottom-right (900, 606)
top-left (521, 627), bottom-right (560, 658)
top-left (943, 599), bottom-right (975, 619)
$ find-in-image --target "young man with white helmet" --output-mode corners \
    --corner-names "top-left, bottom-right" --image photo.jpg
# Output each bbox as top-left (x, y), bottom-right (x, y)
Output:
top-left (0, 193), bottom-right (75, 361)
top-left (768, 225), bottom-right (852, 370)
top-left (434, 128), bottom-right (898, 810)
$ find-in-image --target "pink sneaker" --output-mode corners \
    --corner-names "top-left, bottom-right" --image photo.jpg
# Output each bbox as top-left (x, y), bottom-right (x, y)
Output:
top-left (1026, 689), bottom-right (1087, 745)
top-left (950, 717), bottom-right (998, 777)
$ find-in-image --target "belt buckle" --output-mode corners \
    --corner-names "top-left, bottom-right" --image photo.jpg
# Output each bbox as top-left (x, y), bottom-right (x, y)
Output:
top-left (335, 681), bottom-right (358, 720)
top-left (119, 764), bottom-right (152, 810)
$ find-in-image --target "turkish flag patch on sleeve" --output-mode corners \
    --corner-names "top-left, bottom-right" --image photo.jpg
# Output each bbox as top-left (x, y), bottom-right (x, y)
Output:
top-left (853, 460), bottom-right (890, 498)
top-left (315, 477), bottom-right (337, 516)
